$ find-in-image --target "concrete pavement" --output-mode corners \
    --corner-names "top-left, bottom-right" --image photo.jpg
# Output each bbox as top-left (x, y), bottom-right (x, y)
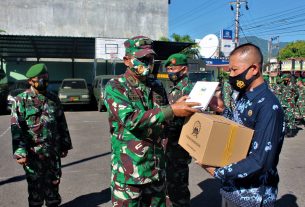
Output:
top-left (0, 111), bottom-right (304, 207)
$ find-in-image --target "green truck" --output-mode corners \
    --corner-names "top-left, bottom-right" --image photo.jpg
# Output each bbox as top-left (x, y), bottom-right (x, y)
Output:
top-left (0, 69), bottom-right (9, 114)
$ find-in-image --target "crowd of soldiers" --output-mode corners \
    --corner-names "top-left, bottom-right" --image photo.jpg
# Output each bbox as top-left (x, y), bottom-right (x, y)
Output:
top-left (269, 74), bottom-right (305, 137)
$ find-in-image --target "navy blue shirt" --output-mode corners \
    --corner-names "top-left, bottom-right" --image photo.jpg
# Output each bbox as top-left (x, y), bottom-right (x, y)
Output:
top-left (214, 82), bottom-right (285, 207)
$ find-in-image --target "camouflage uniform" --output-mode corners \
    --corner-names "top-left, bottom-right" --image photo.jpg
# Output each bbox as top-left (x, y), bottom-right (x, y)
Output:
top-left (104, 68), bottom-right (172, 206)
top-left (11, 87), bottom-right (72, 207)
top-left (296, 80), bottom-right (305, 122)
top-left (222, 80), bottom-right (235, 110)
top-left (165, 75), bottom-right (193, 207)
top-left (281, 83), bottom-right (297, 134)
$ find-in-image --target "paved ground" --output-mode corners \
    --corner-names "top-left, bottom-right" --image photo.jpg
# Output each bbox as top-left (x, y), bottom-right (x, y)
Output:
top-left (0, 111), bottom-right (304, 207)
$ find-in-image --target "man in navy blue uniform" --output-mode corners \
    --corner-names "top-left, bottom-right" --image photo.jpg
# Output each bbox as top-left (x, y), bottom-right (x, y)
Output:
top-left (201, 43), bottom-right (285, 207)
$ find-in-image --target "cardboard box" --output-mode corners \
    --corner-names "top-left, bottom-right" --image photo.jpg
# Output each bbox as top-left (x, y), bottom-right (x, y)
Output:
top-left (178, 113), bottom-right (254, 167)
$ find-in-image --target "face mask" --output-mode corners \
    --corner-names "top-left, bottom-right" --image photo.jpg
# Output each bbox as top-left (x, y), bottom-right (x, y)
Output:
top-left (168, 70), bottom-right (185, 83)
top-left (229, 66), bottom-right (258, 92)
top-left (130, 57), bottom-right (153, 77)
top-left (33, 78), bottom-right (49, 92)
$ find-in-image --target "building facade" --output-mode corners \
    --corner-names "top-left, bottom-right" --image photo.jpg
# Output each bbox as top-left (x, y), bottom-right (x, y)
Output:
top-left (0, 0), bottom-right (168, 40)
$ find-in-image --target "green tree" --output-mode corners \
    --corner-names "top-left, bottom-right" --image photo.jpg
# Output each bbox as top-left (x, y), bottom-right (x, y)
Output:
top-left (159, 33), bottom-right (199, 58)
top-left (278, 40), bottom-right (305, 60)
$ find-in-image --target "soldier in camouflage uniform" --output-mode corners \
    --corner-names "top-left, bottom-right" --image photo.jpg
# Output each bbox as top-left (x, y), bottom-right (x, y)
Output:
top-left (222, 79), bottom-right (235, 110)
top-left (281, 74), bottom-right (297, 137)
top-left (164, 53), bottom-right (193, 207)
top-left (296, 78), bottom-right (305, 124)
top-left (104, 36), bottom-right (199, 207)
top-left (10, 63), bottom-right (72, 207)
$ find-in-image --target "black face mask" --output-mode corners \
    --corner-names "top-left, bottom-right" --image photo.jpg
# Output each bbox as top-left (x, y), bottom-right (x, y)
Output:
top-left (229, 65), bottom-right (258, 92)
top-left (33, 78), bottom-right (49, 92)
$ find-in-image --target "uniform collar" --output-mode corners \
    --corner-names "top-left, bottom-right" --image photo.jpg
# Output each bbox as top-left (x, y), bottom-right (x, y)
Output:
top-left (245, 82), bottom-right (268, 101)
top-left (170, 76), bottom-right (190, 92)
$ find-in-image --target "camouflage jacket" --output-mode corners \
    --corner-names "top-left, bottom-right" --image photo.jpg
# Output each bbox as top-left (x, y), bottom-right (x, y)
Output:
top-left (165, 76), bottom-right (193, 140)
top-left (104, 69), bottom-right (173, 185)
top-left (222, 80), bottom-right (235, 109)
top-left (11, 87), bottom-right (72, 159)
top-left (297, 86), bottom-right (305, 107)
top-left (281, 84), bottom-right (297, 108)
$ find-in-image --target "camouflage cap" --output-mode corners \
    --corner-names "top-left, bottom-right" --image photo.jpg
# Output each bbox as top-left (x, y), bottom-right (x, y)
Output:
top-left (164, 53), bottom-right (187, 67)
top-left (124, 36), bottom-right (156, 58)
top-left (26, 63), bottom-right (48, 78)
top-left (302, 78), bottom-right (305, 83)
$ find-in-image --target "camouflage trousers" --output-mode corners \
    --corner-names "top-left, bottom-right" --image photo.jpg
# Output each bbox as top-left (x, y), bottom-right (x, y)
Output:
top-left (283, 107), bottom-right (296, 130)
top-left (111, 179), bottom-right (166, 207)
top-left (166, 141), bottom-right (191, 207)
top-left (24, 153), bottom-right (62, 207)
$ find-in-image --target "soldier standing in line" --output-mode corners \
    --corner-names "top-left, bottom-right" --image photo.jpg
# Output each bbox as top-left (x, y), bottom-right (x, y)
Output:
top-left (296, 78), bottom-right (305, 125)
top-left (10, 63), bottom-right (72, 207)
top-left (222, 77), bottom-right (236, 110)
top-left (164, 53), bottom-right (193, 207)
top-left (281, 74), bottom-right (298, 137)
top-left (104, 36), bottom-right (199, 207)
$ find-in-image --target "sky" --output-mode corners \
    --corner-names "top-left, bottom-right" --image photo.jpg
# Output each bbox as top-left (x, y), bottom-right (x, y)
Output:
top-left (169, 0), bottom-right (305, 43)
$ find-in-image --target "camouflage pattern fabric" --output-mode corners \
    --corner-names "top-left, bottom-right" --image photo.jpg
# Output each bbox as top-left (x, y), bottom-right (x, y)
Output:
top-left (165, 76), bottom-right (193, 207)
top-left (222, 80), bottom-right (235, 110)
top-left (297, 85), bottom-right (305, 121)
top-left (111, 179), bottom-right (166, 207)
top-left (281, 84), bottom-right (297, 130)
top-left (104, 69), bottom-right (172, 205)
top-left (11, 87), bottom-right (72, 206)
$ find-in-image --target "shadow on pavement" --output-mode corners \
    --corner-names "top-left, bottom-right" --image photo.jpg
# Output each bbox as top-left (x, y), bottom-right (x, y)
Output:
top-left (0, 152), bottom-right (111, 186)
top-left (191, 178), bottom-right (221, 207)
top-left (60, 187), bottom-right (111, 207)
top-left (276, 194), bottom-right (299, 207)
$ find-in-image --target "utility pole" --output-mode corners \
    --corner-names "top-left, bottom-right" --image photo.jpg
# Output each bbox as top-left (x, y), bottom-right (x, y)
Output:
top-left (229, 0), bottom-right (249, 48)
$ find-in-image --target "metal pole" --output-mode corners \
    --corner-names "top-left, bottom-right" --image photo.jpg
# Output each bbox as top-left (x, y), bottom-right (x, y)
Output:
top-left (234, 0), bottom-right (240, 47)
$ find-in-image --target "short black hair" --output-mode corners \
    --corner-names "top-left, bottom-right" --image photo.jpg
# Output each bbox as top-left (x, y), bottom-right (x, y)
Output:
top-left (230, 43), bottom-right (263, 67)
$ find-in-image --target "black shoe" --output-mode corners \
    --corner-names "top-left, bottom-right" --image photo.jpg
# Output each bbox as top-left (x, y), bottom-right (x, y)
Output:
top-left (285, 129), bottom-right (295, 138)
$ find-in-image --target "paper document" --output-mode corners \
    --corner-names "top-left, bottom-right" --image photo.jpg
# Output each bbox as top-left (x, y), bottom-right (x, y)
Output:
top-left (186, 81), bottom-right (219, 110)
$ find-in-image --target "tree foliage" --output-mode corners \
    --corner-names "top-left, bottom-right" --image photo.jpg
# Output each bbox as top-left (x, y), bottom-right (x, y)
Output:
top-left (159, 33), bottom-right (199, 58)
top-left (278, 40), bottom-right (305, 60)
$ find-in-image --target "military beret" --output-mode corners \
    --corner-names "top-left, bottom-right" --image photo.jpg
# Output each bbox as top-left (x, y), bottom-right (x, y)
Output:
top-left (26, 63), bottom-right (48, 78)
top-left (124, 36), bottom-right (156, 58)
top-left (263, 74), bottom-right (269, 81)
top-left (296, 77), bottom-right (302, 82)
top-left (164, 53), bottom-right (187, 67)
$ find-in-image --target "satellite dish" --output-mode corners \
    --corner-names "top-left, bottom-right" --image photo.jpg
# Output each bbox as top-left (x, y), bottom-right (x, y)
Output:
top-left (198, 34), bottom-right (219, 58)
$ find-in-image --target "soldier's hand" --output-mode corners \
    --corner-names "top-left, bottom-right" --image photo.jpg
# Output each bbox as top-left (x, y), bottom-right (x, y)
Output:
top-left (176, 95), bottom-right (190, 103)
top-left (171, 102), bottom-right (200, 117)
top-left (61, 151), bottom-right (68, 158)
top-left (16, 157), bottom-right (27, 165)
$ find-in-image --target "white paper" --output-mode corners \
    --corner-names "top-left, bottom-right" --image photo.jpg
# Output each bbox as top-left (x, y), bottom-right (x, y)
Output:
top-left (186, 81), bottom-right (219, 110)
